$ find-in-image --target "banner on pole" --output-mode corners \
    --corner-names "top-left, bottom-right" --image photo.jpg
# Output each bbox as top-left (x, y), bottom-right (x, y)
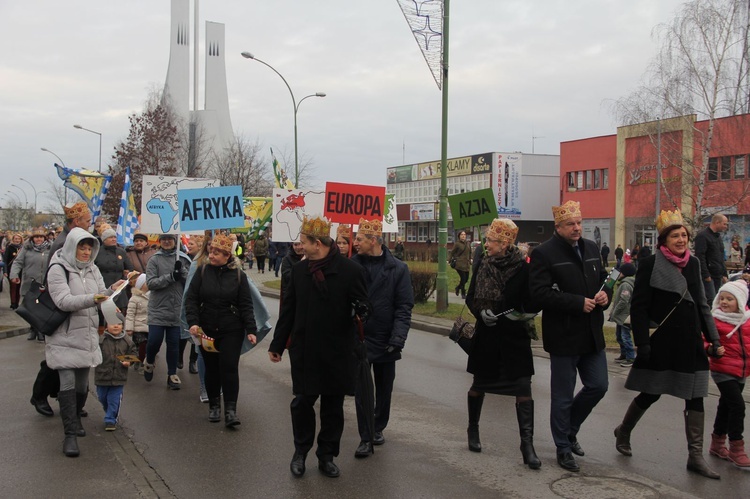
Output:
top-left (324, 182), bottom-right (385, 225)
top-left (447, 188), bottom-right (497, 229)
top-left (178, 185), bottom-right (245, 231)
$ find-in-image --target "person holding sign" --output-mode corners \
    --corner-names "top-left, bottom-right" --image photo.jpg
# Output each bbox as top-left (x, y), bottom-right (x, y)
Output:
top-left (46, 228), bottom-right (124, 457)
top-left (528, 200), bottom-right (611, 472)
top-left (185, 235), bottom-right (257, 428)
top-left (464, 218), bottom-right (541, 469)
top-left (95, 317), bottom-right (137, 431)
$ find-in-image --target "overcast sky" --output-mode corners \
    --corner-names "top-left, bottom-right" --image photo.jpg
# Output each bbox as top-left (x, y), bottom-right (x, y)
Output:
top-left (0, 0), bottom-right (686, 211)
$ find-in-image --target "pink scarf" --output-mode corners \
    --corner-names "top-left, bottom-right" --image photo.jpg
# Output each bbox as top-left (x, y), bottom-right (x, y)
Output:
top-left (659, 245), bottom-right (691, 269)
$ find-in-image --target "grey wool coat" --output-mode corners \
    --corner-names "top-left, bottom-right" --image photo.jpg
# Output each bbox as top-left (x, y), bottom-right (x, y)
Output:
top-left (46, 228), bottom-right (113, 370)
top-left (10, 240), bottom-right (50, 296)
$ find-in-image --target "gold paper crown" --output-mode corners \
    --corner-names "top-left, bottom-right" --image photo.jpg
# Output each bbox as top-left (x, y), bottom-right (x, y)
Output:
top-left (336, 224), bottom-right (352, 239)
top-left (210, 234), bottom-right (234, 254)
top-left (31, 227), bottom-right (46, 237)
top-left (486, 218), bottom-right (518, 244)
top-left (552, 200), bottom-right (582, 224)
top-left (300, 215), bottom-right (333, 239)
top-left (655, 209), bottom-right (685, 235)
top-left (357, 218), bottom-right (383, 237)
top-left (64, 202), bottom-right (91, 220)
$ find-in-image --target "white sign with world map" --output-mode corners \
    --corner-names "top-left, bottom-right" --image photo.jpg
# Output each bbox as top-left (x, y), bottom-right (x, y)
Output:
top-left (141, 175), bottom-right (220, 234)
top-left (272, 188), bottom-right (326, 242)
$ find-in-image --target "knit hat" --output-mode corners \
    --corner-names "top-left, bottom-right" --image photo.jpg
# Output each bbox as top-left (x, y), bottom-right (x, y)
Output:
top-left (714, 280), bottom-right (749, 312)
top-left (135, 273), bottom-right (148, 291)
top-left (101, 228), bottom-right (117, 241)
top-left (619, 263), bottom-right (636, 277)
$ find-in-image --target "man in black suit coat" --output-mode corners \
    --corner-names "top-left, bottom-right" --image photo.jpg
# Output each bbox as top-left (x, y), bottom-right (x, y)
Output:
top-left (528, 200), bottom-right (611, 472)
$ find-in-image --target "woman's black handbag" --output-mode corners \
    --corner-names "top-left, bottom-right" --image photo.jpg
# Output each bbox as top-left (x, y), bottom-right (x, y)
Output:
top-left (449, 258), bottom-right (457, 269)
top-left (15, 264), bottom-right (70, 336)
top-left (449, 305), bottom-right (475, 354)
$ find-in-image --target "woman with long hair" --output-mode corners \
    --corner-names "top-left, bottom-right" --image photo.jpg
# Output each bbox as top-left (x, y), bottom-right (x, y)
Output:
top-left (450, 230), bottom-right (471, 298)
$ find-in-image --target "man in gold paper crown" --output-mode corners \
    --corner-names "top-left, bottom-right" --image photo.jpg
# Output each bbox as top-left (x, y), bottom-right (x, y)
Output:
top-left (528, 200), bottom-right (611, 472)
top-left (350, 217), bottom-right (414, 458)
top-left (268, 214), bottom-right (369, 479)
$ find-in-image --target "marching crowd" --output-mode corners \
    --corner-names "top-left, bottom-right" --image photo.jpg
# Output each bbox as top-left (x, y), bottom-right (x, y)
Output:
top-left (4, 198), bottom-right (749, 482)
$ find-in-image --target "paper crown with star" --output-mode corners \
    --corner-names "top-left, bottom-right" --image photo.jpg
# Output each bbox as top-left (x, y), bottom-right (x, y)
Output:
top-left (300, 215), bottom-right (332, 239)
top-left (655, 209), bottom-right (685, 235)
top-left (357, 218), bottom-right (383, 237)
top-left (552, 200), bottom-right (582, 224)
top-left (486, 218), bottom-right (518, 244)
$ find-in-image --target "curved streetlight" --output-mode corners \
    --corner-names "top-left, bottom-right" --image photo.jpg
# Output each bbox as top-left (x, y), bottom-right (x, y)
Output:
top-left (240, 51), bottom-right (326, 188)
top-left (40, 147), bottom-right (66, 167)
top-left (73, 124), bottom-right (102, 172)
top-left (10, 185), bottom-right (28, 209)
top-left (4, 192), bottom-right (21, 204)
top-left (19, 178), bottom-right (38, 213)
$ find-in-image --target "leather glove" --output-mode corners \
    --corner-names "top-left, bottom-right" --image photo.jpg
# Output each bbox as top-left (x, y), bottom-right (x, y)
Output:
top-left (386, 345), bottom-right (402, 354)
top-left (480, 309), bottom-right (498, 327)
top-left (172, 261), bottom-right (183, 282)
top-left (636, 344), bottom-right (651, 362)
top-left (708, 340), bottom-right (724, 358)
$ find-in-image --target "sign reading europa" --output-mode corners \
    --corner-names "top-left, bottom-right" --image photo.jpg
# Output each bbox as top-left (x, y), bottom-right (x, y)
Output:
top-left (324, 182), bottom-right (385, 224)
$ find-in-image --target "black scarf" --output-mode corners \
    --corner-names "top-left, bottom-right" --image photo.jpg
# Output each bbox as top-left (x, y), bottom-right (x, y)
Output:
top-left (473, 245), bottom-right (524, 311)
top-left (307, 245), bottom-right (338, 296)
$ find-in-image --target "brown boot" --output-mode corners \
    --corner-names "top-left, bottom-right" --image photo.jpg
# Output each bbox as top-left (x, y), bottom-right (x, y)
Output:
top-left (614, 400), bottom-right (647, 456)
top-left (728, 440), bottom-right (750, 469)
top-left (684, 410), bottom-right (720, 479)
top-left (709, 433), bottom-right (729, 460)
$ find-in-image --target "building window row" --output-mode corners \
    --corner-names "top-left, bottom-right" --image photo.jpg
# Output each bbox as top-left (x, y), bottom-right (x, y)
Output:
top-left (567, 169), bottom-right (609, 191)
top-left (386, 174), bottom-right (491, 204)
top-left (707, 155), bottom-right (748, 181)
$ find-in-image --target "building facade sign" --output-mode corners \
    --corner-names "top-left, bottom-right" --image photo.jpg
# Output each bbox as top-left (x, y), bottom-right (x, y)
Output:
top-left (493, 152), bottom-right (522, 218)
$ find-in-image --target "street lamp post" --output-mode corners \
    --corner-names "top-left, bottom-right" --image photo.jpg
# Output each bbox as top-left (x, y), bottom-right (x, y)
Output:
top-left (73, 124), bottom-right (102, 172)
top-left (19, 178), bottom-right (38, 214)
top-left (240, 51), bottom-right (325, 188)
top-left (40, 147), bottom-right (66, 167)
top-left (11, 185), bottom-right (28, 210)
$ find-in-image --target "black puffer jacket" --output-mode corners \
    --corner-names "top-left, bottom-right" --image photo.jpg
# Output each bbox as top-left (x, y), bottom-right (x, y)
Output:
top-left (184, 259), bottom-right (256, 339)
top-left (351, 245), bottom-right (414, 363)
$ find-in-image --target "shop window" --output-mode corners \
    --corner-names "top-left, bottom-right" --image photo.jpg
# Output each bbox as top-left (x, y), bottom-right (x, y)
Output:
top-left (735, 155), bottom-right (746, 179)
top-left (721, 156), bottom-right (732, 180)
top-left (707, 157), bottom-right (718, 181)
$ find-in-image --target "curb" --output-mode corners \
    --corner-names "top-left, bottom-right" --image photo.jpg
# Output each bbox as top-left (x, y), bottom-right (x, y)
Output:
top-left (0, 327), bottom-right (29, 340)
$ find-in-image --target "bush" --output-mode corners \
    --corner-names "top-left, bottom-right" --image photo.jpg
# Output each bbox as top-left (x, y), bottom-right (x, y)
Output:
top-left (409, 263), bottom-right (437, 303)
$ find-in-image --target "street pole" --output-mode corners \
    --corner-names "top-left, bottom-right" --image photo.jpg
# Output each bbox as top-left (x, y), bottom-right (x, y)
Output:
top-left (41, 148), bottom-right (68, 204)
top-left (73, 124), bottom-right (103, 172)
top-left (19, 178), bottom-right (37, 214)
top-left (436, 0), bottom-right (451, 312)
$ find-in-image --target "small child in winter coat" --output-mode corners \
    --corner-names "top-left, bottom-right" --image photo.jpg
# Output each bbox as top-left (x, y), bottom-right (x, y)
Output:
top-left (125, 274), bottom-right (150, 374)
top-left (608, 263), bottom-right (636, 366)
top-left (707, 280), bottom-right (750, 469)
top-left (95, 319), bottom-right (137, 431)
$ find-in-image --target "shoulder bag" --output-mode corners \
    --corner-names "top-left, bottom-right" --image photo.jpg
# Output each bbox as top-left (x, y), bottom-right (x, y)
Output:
top-left (449, 304), bottom-right (475, 354)
top-left (16, 263), bottom-right (70, 336)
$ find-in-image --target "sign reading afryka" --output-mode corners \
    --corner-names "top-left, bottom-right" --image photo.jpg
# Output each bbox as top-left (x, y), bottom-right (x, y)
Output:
top-left (179, 185), bottom-right (245, 231)
top-left (324, 182), bottom-right (386, 225)
top-left (447, 188), bottom-right (497, 229)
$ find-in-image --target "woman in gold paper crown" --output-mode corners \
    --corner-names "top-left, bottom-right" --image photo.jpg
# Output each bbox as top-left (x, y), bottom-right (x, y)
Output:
top-left (464, 218), bottom-right (541, 469)
top-left (614, 209), bottom-right (725, 479)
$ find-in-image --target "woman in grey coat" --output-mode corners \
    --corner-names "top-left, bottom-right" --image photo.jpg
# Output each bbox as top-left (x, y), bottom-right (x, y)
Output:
top-left (10, 227), bottom-right (50, 340)
top-left (47, 228), bottom-right (122, 457)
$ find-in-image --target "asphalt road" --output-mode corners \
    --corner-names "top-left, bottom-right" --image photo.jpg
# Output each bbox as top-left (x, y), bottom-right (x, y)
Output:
top-left (2, 291), bottom-right (749, 498)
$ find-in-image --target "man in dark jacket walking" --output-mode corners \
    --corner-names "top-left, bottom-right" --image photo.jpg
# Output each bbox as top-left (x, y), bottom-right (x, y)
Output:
top-left (269, 215), bottom-right (369, 479)
top-left (528, 200), bottom-right (611, 472)
top-left (614, 244), bottom-right (624, 269)
top-left (351, 218), bottom-right (414, 458)
top-left (600, 242), bottom-right (610, 268)
top-left (694, 213), bottom-right (729, 304)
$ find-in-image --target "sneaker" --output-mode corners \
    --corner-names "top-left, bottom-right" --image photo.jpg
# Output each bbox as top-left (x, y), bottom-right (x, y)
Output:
top-left (143, 361), bottom-right (154, 382)
top-left (167, 374), bottom-right (181, 390)
top-left (199, 388), bottom-right (209, 403)
top-left (614, 355), bottom-right (626, 361)
top-left (105, 423), bottom-right (117, 431)
top-left (620, 358), bottom-right (634, 367)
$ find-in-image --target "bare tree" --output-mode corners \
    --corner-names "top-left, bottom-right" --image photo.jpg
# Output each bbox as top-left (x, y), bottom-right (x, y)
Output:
top-left (1, 202), bottom-right (29, 230)
top-left (611, 0), bottom-right (750, 230)
top-left (274, 146), bottom-right (319, 189)
top-left (206, 135), bottom-right (273, 197)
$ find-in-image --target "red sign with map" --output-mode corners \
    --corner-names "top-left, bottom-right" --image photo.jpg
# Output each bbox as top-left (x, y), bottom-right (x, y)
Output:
top-left (324, 182), bottom-right (386, 225)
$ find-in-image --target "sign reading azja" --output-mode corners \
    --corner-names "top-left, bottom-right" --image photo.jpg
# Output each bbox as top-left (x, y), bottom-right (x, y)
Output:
top-left (447, 188), bottom-right (497, 229)
top-left (179, 185), bottom-right (245, 231)
top-left (324, 182), bottom-right (385, 224)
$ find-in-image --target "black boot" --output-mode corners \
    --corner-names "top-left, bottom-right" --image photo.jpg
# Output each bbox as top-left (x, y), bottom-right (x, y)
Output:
top-left (58, 390), bottom-right (79, 457)
top-left (225, 401), bottom-right (241, 428)
top-left (208, 398), bottom-right (221, 423)
top-left (614, 400), bottom-right (646, 456)
top-left (684, 410), bottom-right (720, 479)
top-left (467, 393), bottom-right (484, 452)
top-left (31, 366), bottom-right (54, 417)
top-left (75, 392), bottom-right (88, 437)
top-left (27, 330), bottom-right (37, 341)
top-left (516, 400), bottom-right (541, 469)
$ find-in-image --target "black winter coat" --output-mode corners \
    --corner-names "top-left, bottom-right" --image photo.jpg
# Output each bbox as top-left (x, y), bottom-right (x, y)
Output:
top-left (694, 227), bottom-right (727, 280)
top-left (528, 233), bottom-right (610, 356)
top-left (625, 252), bottom-right (719, 399)
top-left (269, 251), bottom-right (368, 396)
top-left (94, 244), bottom-right (134, 310)
top-left (185, 262), bottom-right (256, 339)
top-left (466, 255), bottom-right (536, 380)
top-left (351, 245), bottom-right (414, 363)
